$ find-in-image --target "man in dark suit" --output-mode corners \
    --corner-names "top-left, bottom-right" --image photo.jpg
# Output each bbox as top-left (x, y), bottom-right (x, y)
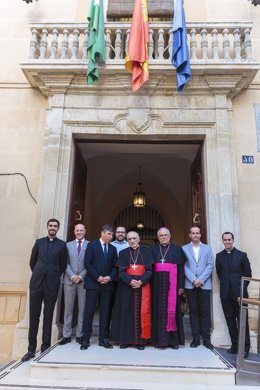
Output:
top-left (21, 219), bottom-right (67, 362)
top-left (216, 232), bottom-right (252, 357)
top-left (80, 224), bottom-right (117, 350)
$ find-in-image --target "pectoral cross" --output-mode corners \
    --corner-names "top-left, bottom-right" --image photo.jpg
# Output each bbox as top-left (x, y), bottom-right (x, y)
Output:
top-left (132, 263), bottom-right (137, 270)
top-left (160, 258), bottom-right (165, 264)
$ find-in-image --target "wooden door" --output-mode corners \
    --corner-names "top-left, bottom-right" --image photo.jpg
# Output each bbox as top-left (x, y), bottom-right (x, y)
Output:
top-left (66, 143), bottom-right (87, 241)
top-left (191, 146), bottom-right (207, 243)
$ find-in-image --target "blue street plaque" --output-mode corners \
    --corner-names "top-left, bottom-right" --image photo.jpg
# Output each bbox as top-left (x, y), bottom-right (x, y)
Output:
top-left (242, 155), bottom-right (254, 164)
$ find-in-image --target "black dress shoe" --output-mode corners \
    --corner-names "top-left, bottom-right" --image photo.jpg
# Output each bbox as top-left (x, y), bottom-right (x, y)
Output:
top-left (80, 340), bottom-right (90, 350)
top-left (227, 347), bottom-right (237, 354)
top-left (120, 344), bottom-right (129, 349)
top-left (244, 351), bottom-right (249, 359)
top-left (99, 339), bottom-right (113, 349)
top-left (190, 339), bottom-right (200, 348)
top-left (170, 344), bottom-right (179, 349)
top-left (76, 337), bottom-right (83, 345)
top-left (203, 340), bottom-right (214, 350)
top-left (21, 351), bottom-right (35, 362)
top-left (41, 346), bottom-right (50, 353)
top-left (137, 345), bottom-right (145, 350)
top-left (58, 337), bottom-right (71, 345)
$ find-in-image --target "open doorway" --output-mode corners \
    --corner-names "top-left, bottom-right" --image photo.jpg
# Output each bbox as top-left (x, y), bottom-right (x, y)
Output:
top-left (67, 138), bottom-right (206, 245)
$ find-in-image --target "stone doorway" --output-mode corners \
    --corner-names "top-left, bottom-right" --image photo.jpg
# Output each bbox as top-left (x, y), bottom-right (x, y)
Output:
top-left (67, 138), bottom-right (205, 245)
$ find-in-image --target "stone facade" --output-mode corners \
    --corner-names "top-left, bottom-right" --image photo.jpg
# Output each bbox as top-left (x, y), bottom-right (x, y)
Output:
top-left (0, 0), bottom-right (260, 363)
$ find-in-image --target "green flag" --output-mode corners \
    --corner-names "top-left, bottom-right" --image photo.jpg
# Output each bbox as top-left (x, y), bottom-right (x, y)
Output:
top-left (87, 0), bottom-right (106, 84)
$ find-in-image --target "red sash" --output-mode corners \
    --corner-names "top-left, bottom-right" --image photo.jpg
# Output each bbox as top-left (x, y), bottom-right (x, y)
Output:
top-left (126, 264), bottom-right (151, 339)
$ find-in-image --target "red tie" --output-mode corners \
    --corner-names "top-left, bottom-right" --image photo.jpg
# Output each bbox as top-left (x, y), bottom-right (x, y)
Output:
top-left (77, 240), bottom-right (82, 255)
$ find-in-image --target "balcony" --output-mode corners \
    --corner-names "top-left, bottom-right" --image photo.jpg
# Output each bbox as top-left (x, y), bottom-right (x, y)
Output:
top-left (21, 21), bottom-right (259, 97)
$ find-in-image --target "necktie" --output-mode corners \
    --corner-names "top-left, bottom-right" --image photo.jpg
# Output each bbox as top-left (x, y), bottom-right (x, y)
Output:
top-left (77, 240), bottom-right (82, 256)
top-left (103, 243), bottom-right (108, 259)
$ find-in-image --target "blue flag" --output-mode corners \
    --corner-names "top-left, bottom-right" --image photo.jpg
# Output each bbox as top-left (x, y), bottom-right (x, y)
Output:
top-left (172, 0), bottom-right (191, 92)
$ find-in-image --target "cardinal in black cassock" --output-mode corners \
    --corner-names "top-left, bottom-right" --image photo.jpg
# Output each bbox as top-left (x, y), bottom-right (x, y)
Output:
top-left (151, 227), bottom-right (186, 348)
top-left (110, 231), bottom-right (154, 350)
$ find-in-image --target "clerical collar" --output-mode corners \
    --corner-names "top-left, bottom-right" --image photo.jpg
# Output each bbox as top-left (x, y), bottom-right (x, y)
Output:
top-left (130, 245), bottom-right (140, 251)
top-left (48, 237), bottom-right (55, 242)
top-left (225, 247), bottom-right (234, 254)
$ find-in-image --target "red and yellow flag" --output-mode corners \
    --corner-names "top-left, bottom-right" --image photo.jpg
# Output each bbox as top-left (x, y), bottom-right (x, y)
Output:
top-left (125, 0), bottom-right (149, 92)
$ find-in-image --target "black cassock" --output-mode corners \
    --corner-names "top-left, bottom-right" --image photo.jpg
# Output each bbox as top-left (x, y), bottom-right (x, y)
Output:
top-left (110, 245), bottom-right (154, 345)
top-left (151, 243), bottom-right (186, 347)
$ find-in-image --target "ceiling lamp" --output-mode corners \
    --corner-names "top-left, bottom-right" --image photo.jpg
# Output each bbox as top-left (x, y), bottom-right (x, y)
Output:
top-left (133, 166), bottom-right (146, 208)
top-left (136, 221), bottom-right (145, 229)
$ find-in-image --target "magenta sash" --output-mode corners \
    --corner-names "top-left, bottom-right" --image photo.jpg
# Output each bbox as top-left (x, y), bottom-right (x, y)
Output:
top-left (154, 262), bottom-right (177, 332)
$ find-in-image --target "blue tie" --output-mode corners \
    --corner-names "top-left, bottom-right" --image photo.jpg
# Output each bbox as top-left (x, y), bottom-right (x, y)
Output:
top-left (103, 244), bottom-right (108, 259)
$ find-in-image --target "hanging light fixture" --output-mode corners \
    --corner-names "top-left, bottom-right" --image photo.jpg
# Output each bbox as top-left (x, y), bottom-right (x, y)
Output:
top-left (136, 221), bottom-right (145, 229)
top-left (133, 166), bottom-right (146, 208)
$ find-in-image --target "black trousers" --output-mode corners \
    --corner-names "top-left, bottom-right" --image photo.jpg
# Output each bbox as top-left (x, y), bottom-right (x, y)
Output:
top-left (82, 289), bottom-right (113, 342)
top-left (221, 297), bottom-right (250, 352)
top-left (187, 288), bottom-right (211, 341)
top-left (28, 278), bottom-right (59, 352)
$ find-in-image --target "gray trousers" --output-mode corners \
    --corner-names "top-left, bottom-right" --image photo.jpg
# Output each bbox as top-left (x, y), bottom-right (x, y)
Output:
top-left (63, 282), bottom-right (86, 338)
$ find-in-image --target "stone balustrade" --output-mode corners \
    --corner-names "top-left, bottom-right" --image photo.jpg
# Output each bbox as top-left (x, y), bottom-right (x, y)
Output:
top-left (28, 21), bottom-right (254, 63)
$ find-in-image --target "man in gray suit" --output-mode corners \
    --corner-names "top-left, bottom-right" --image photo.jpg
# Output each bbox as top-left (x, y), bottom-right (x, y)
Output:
top-left (182, 226), bottom-right (214, 349)
top-left (59, 224), bottom-right (89, 345)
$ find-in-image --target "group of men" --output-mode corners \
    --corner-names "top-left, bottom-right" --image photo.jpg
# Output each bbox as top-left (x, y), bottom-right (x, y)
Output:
top-left (21, 220), bottom-right (252, 362)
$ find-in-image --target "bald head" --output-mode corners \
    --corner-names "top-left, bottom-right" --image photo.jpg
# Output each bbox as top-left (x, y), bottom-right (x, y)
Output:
top-left (74, 224), bottom-right (86, 240)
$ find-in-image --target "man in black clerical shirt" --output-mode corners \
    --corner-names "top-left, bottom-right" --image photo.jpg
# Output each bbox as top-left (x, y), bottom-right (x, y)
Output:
top-left (21, 219), bottom-right (67, 362)
top-left (216, 232), bottom-right (252, 358)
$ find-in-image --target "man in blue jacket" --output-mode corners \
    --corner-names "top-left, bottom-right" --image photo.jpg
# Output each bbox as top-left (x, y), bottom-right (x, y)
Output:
top-left (183, 226), bottom-right (214, 349)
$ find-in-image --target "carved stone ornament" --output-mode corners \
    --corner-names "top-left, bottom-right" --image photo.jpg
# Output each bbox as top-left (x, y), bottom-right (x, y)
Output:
top-left (107, 0), bottom-right (174, 19)
top-left (114, 109), bottom-right (162, 134)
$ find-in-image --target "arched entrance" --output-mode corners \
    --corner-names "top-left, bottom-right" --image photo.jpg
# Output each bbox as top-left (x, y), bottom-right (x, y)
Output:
top-left (114, 205), bottom-right (165, 244)
top-left (67, 138), bottom-right (205, 245)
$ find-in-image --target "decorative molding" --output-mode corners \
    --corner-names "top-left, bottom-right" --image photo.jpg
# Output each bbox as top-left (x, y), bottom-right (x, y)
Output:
top-left (114, 111), bottom-right (163, 134)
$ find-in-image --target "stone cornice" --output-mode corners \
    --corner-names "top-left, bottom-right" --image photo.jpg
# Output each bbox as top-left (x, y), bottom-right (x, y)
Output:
top-left (21, 62), bottom-right (259, 98)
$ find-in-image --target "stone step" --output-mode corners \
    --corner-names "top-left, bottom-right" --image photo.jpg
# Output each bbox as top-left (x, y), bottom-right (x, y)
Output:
top-left (0, 340), bottom-right (242, 390)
